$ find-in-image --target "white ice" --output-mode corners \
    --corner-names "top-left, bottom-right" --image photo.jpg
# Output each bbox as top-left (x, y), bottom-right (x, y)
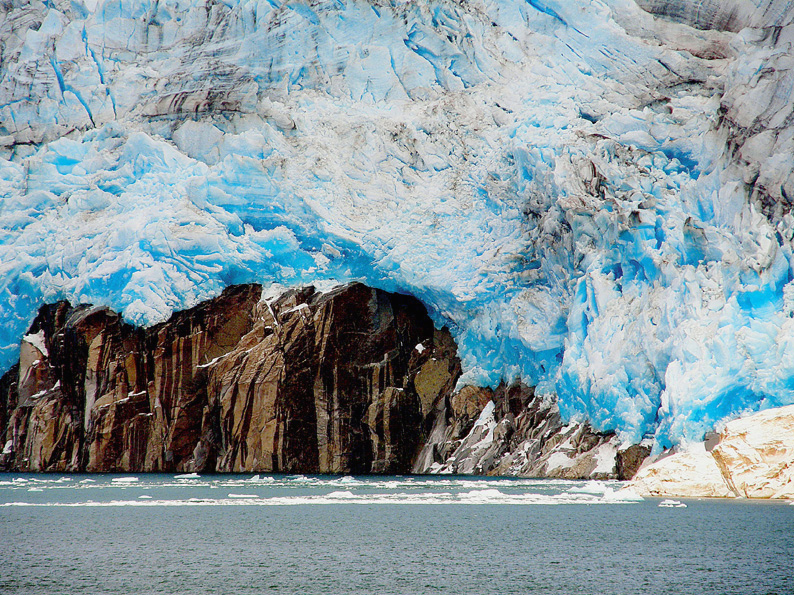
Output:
top-left (1, 0), bottom-right (793, 451)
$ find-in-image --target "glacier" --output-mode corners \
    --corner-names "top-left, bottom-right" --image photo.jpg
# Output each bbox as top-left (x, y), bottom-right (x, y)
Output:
top-left (2, 0), bottom-right (794, 451)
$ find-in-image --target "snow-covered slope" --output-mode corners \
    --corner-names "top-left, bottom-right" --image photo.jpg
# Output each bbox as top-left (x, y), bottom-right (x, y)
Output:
top-left (2, 0), bottom-right (794, 451)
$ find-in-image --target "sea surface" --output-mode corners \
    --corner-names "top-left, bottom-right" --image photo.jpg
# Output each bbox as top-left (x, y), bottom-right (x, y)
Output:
top-left (1, 474), bottom-right (792, 595)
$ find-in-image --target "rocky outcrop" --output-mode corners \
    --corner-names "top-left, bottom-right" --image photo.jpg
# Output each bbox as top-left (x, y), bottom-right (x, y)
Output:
top-left (0, 282), bottom-right (652, 478)
top-left (204, 283), bottom-right (457, 474)
top-left (0, 283), bottom-right (460, 474)
top-left (627, 404), bottom-right (794, 498)
top-left (413, 381), bottom-right (649, 480)
top-left (0, 285), bottom-right (263, 472)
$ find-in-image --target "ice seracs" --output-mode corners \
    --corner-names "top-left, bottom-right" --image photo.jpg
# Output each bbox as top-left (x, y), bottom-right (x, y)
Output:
top-left (1, 0), bottom-right (794, 454)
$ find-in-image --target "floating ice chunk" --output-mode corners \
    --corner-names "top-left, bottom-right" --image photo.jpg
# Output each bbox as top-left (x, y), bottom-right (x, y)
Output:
top-left (460, 489), bottom-right (505, 499)
top-left (138, 495), bottom-right (152, 499)
top-left (111, 477), bottom-right (139, 484)
top-left (658, 499), bottom-right (687, 508)
top-left (227, 493), bottom-right (258, 498)
top-left (325, 490), bottom-right (356, 499)
top-left (174, 473), bottom-right (200, 479)
top-left (610, 487), bottom-right (644, 502)
top-left (566, 481), bottom-right (608, 496)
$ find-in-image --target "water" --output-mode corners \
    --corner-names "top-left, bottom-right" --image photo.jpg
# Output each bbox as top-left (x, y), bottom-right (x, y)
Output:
top-left (1, 474), bottom-right (792, 595)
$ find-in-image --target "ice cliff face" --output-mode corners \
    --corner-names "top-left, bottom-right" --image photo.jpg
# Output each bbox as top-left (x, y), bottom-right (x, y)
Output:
top-left (2, 0), bottom-right (794, 452)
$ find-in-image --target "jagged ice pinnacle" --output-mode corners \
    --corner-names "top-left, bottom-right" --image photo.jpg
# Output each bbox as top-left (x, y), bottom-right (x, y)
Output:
top-left (2, 0), bottom-right (794, 451)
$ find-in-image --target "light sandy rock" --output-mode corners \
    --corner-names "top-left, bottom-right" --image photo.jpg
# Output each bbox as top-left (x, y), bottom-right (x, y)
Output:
top-left (712, 405), bottom-right (794, 498)
top-left (628, 405), bottom-right (794, 499)
top-left (629, 443), bottom-right (735, 498)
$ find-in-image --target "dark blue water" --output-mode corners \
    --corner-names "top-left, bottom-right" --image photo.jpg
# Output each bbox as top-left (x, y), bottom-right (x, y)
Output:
top-left (1, 474), bottom-right (792, 594)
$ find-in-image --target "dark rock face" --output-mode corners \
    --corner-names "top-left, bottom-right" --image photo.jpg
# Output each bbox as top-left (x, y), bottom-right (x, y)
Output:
top-left (205, 283), bottom-right (455, 474)
top-left (616, 443), bottom-right (653, 480)
top-left (0, 283), bottom-right (458, 474)
top-left (0, 285), bottom-right (262, 472)
top-left (0, 282), bottom-right (648, 478)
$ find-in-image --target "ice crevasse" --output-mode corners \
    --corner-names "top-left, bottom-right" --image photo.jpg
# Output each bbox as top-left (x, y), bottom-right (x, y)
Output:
top-left (2, 0), bottom-right (794, 451)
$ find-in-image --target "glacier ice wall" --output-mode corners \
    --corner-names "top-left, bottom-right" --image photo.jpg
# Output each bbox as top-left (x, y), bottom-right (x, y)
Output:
top-left (2, 0), bottom-right (794, 450)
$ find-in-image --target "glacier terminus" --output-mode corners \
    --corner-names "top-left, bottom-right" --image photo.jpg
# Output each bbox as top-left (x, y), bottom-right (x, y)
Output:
top-left (2, 0), bottom-right (794, 457)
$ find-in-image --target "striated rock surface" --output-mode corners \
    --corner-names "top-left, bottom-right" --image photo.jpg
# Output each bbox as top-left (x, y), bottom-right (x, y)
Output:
top-left (711, 405), bottom-right (794, 497)
top-left (205, 283), bottom-right (452, 474)
top-left (0, 283), bottom-right (459, 474)
top-left (628, 404), bottom-right (794, 498)
top-left (0, 285), bottom-right (263, 472)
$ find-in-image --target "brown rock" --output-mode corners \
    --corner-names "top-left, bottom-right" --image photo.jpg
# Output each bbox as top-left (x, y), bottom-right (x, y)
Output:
top-left (616, 443), bottom-right (652, 480)
top-left (450, 385), bottom-right (492, 420)
top-left (0, 282), bottom-right (451, 475)
top-left (211, 283), bottom-right (438, 474)
top-left (23, 388), bottom-right (82, 472)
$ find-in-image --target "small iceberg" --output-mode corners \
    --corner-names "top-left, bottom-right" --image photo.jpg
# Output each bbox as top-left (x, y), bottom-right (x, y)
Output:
top-left (174, 473), bottom-right (200, 479)
top-left (325, 490), bottom-right (356, 499)
top-left (659, 499), bottom-right (687, 508)
top-left (111, 477), bottom-right (139, 484)
top-left (227, 493), bottom-right (258, 498)
top-left (567, 482), bottom-right (608, 496)
top-left (138, 495), bottom-right (152, 499)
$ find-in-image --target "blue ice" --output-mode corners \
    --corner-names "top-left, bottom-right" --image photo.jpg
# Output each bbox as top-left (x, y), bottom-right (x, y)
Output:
top-left (1, 0), bottom-right (793, 450)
